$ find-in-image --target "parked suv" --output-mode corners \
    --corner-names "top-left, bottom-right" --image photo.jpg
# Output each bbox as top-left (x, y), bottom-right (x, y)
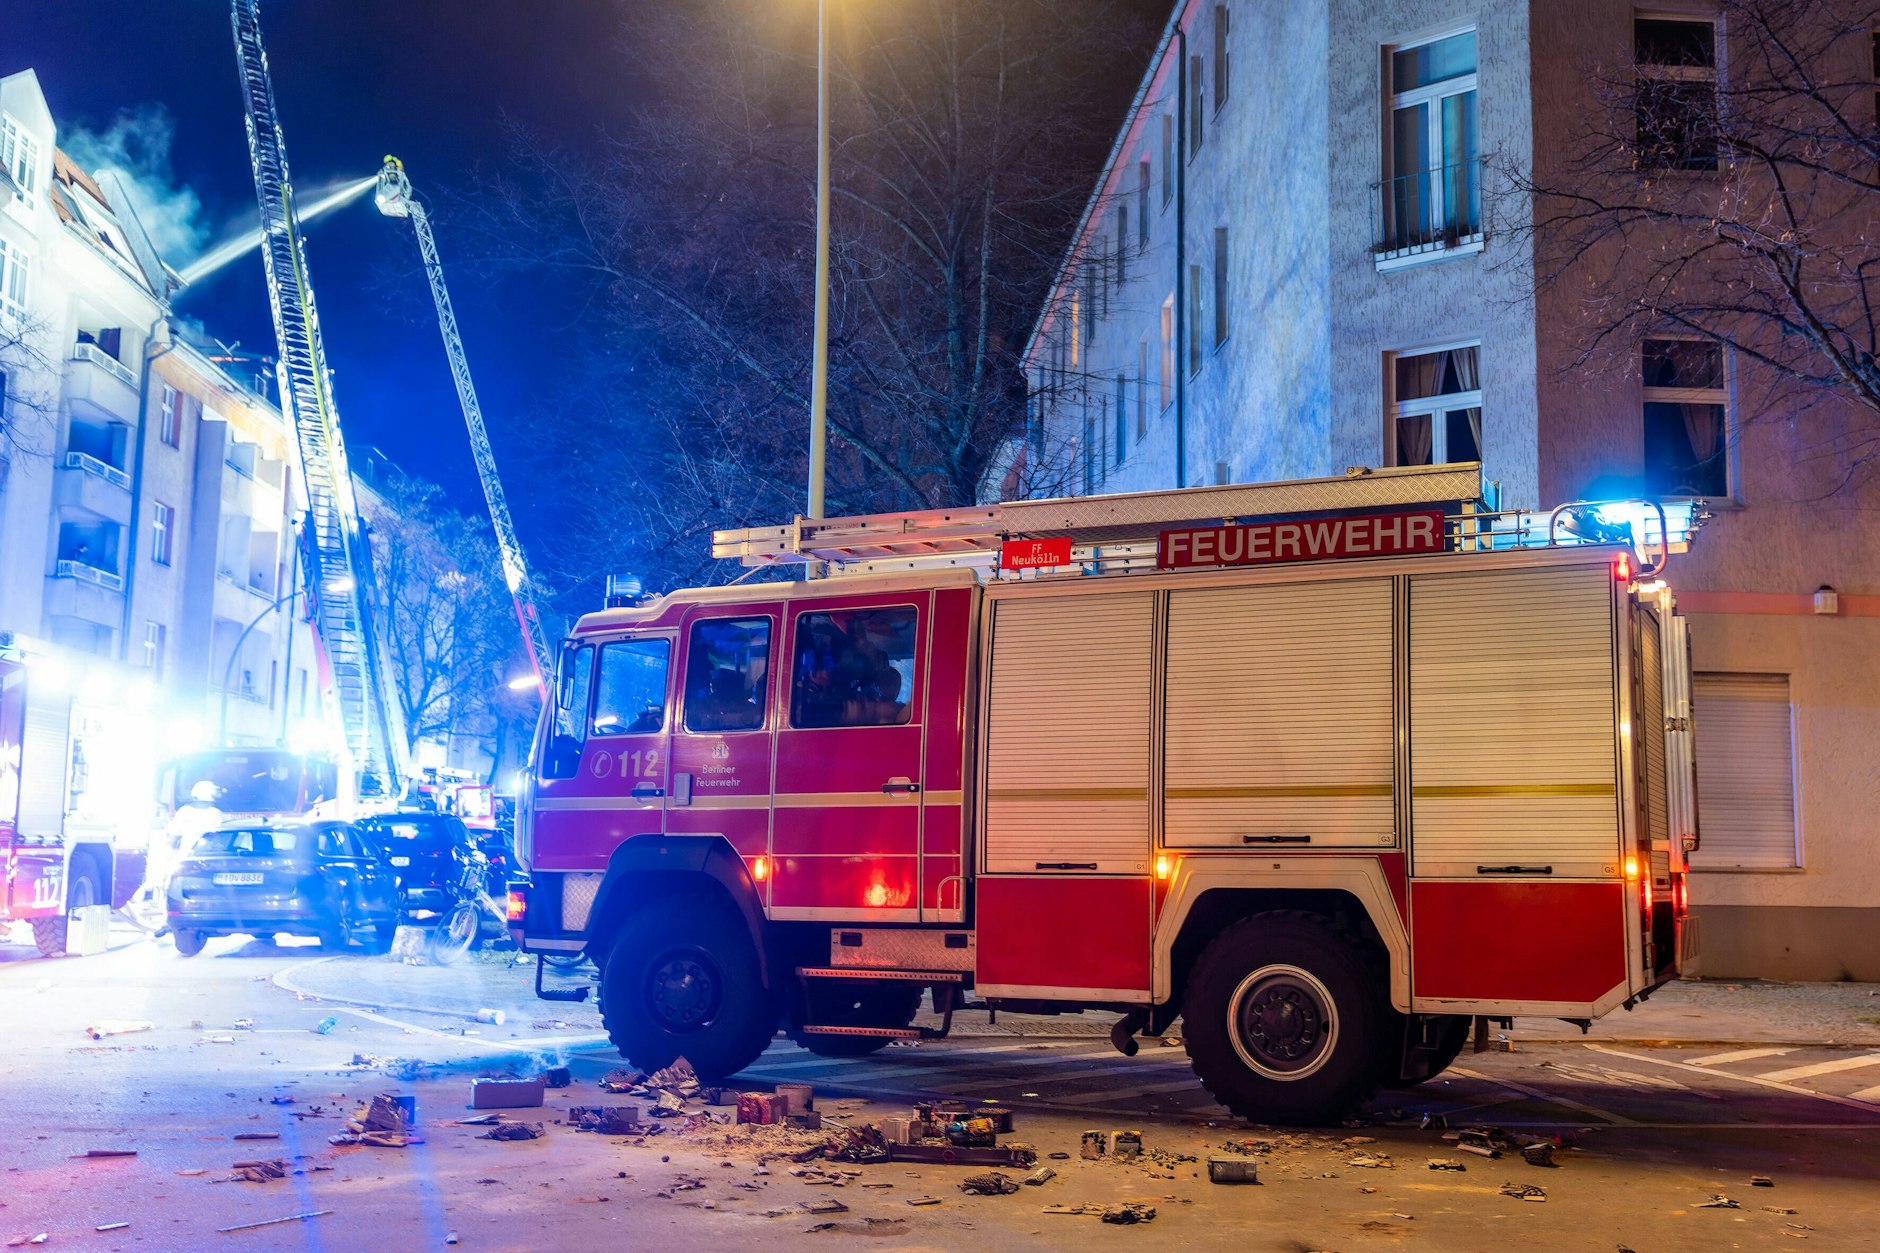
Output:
top-left (166, 820), bottom-right (400, 956)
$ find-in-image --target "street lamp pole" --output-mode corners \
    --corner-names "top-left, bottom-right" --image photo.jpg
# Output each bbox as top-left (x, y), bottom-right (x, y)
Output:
top-left (807, 0), bottom-right (831, 523)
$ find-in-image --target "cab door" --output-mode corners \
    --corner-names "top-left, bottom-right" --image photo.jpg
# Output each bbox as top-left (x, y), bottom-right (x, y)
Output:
top-left (532, 633), bottom-right (675, 873)
top-left (666, 609), bottom-right (777, 883)
top-left (771, 592), bottom-right (929, 920)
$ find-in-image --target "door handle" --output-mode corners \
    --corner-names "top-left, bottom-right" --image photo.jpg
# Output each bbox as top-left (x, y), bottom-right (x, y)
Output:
top-left (1034, 861), bottom-right (1098, 871)
top-left (1241, 835), bottom-right (1311, 845)
top-left (881, 779), bottom-right (921, 795)
top-left (672, 773), bottom-right (693, 807)
top-left (630, 784), bottom-right (665, 800)
top-left (1477, 864), bottom-right (1552, 875)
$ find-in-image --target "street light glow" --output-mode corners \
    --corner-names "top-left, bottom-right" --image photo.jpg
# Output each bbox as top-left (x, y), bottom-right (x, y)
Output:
top-left (506, 673), bottom-right (542, 692)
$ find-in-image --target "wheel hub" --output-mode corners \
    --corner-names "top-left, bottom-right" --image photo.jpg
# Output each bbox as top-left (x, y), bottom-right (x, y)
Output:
top-left (647, 952), bottom-right (719, 1032)
top-left (1228, 964), bottom-right (1339, 1080)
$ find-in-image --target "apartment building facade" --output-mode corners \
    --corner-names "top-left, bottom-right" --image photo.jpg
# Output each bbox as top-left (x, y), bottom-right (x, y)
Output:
top-left (1018, 2), bottom-right (1880, 978)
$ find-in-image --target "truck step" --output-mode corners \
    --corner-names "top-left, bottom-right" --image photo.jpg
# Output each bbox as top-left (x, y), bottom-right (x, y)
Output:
top-left (796, 1024), bottom-right (923, 1040)
top-left (797, 966), bottom-right (964, 983)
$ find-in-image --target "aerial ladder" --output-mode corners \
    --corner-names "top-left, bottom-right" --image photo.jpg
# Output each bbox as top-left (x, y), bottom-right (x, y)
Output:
top-left (374, 157), bottom-right (552, 686)
top-left (229, 0), bottom-right (410, 795)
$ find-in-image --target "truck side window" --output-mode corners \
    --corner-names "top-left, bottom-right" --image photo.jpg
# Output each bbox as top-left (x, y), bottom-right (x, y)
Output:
top-left (790, 607), bottom-right (918, 729)
top-left (684, 617), bottom-right (771, 733)
top-left (544, 645), bottom-right (594, 780)
top-left (593, 639), bottom-right (671, 736)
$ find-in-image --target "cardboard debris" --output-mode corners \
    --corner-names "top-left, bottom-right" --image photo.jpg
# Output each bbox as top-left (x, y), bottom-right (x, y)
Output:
top-left (599, 1069), bottom-right (647, 1093)
top-left (1499, 1183), bottom-right (1547, 1202)
top-left (571, 1106), bottom-right (641, 1135)
top-left (1080, 1131), bottom-right (1106, 1160)
top-left (231, 1158), bottom-right (288, 1182)
top-left (472, 1077), bottom-right (546, 1110)
top-left (480, 1122), bottom-right (544, 1142)
top-left (540, 1066), bottom-right (571, 1089)
top-left (1347, 1153), bottom-right (1393, 1169)
top-left (776, 1083), bottom-right (815, 1112)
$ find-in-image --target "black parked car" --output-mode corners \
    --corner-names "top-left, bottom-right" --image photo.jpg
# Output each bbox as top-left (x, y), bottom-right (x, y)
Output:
top-left (166, 820), bottom-right (401, 957)
top-left (356, 811), bottom-right (507, 931)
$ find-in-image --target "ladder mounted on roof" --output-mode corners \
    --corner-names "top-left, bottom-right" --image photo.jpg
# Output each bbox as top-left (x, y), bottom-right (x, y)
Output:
top-left (712, 462), bottom-right (1702, 580)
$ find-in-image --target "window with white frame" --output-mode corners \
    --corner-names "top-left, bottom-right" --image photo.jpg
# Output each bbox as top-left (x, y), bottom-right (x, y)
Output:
top-left (1189, 56), bottom-right (1205, 155)
top-left (1634, 15), bottom-right (1719, 171)
top-left (1381, 28), bottom-right (1479, 254)
top-left (1390, 344), bottom-right (1482, 466)
top-left (1642, 338), bottom-right (1728, 497)
top-left (1161, 115), bottom-right (1174, 206)
top-left (0, 236), bottom-right (28, 322)
top-left (151, 501), bottom-right (174, 566)
top-left (1187, 264), bottom-right (1203, 376)
top-left (1690, 673), bottom-right (1799, 869)
top-left (143, 621), bottom-right (167, 678)
top-left (1159, 296), bottom-right (1174, 411)
top-left (1213, 6), bottom-right (1230, 112)
top-left (1, 115), bottom-right (39, 206)
top-left (1212, 227), bottom-right (1229, 347)
top-left (159, 384), bottom-right (179, 447)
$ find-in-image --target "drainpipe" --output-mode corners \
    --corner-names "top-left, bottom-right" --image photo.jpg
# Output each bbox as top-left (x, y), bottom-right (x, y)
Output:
top-left (1173, 24), bottom-right (1189, 489)
top-left (119, 311), bottom-right (173, 662)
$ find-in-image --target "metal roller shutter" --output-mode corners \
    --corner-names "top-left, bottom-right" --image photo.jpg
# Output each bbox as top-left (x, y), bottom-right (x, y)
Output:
top-left (1638, 607), bottom-right (1671, 879)
top-left (1689, 673), bottom-right (1797, 870)
top-left (983, 592), bottom-right (1153, 874)
top-left (1164, 578), bottom-right (1393, 847)
top-left (17, 695), bottom-right (71, 839)
top-left (1410, 563), bottom-right (1620, 875)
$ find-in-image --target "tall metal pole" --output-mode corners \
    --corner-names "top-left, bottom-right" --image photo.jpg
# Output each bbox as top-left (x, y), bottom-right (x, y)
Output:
top-left (807, 0), bottom-right (831, 522)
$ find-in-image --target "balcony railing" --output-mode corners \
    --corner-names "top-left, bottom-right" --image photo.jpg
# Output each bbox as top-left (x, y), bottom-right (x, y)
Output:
top-left (54, 558), bottom-right (124, 592)
top-left (224, 455), bottom-right (256, 481)
top-left (1374, 156), bottom-right (1484, 259)
top-left (63, 449), bottom-right (132, 491)
top-left (70, 341), bottom-right (136, 389)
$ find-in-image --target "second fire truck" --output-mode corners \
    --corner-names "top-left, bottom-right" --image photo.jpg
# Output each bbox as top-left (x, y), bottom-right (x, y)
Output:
top-left (510, 464), bottom-right (1702, 1124)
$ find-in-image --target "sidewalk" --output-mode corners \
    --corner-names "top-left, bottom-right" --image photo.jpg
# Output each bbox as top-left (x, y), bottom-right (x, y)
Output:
top-left (278, 953), bottom-right (1880, 1049)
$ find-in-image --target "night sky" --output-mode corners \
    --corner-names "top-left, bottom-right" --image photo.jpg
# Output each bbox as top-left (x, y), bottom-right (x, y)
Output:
top-left (8, 1), bottom-right (1166, 531)
top-left (7, 1), bottom-right (645, 513)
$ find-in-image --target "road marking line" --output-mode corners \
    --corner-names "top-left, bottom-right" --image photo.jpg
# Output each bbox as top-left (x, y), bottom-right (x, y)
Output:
top-left (1757, 1052), bottom-right (1880, 1083)
top-left (1686, 1047), bottom-right (1792, 1067)
top-left (1850, 1084), bottom-right (1880, 1102)
top-left (1584, 1044), bottom-right (1880, 1115)
top-left (1448, 1065), bottom-right (1640, 1126)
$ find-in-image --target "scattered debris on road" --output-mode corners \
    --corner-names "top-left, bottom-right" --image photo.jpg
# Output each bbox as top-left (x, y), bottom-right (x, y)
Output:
top-left (1499, 1183), bottom-right (1547, 1202)
top-left (480, 1122), bottom-right (544, 1142)
top-left (959, 1171), bottom-right (1019, 1195)
top-left (1428, 1158), bottom-right (1466, 1171)
top-left (71, 1148), bottom-right (137, 1159)
top-left (83, 1020), bottom-right (153, 1040)
top-left (215, 1209), bottom-right (332, 1234)
top-left (471, 1076), bottom-right (545, 1109)
top-left (1207, 1157), bottom-right (1260, 1184)
top-left (1695, 1194), bottom-right (1740, 1209)
top-left (571, 1105), bottom-right (641, 1135)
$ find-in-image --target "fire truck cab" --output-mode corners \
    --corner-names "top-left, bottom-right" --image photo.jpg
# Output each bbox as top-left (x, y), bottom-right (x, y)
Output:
top-left (513, 465), bottom-right (1702, 1124)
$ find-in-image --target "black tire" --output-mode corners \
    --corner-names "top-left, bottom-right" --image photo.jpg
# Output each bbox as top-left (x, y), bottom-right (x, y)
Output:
top-left (541, 951), bottom-right (589, 971)
top-left (1182, 912), bottom-right (1386, 1126)
top-left (599, 892), bottom-right (775, 1080)
top-left (31, 864), bottom-right (100, 957)
top-left (172, 928), bottom-right (208, 958)
top-left (1379, 1014), bottom-right (1471, 1090)
top-left (428, 904), bottom-right (479, 965)
top-left (787, 983), bottom-right (922, 1057)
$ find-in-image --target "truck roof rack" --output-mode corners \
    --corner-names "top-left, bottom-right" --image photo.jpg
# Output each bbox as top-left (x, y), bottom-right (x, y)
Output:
top-left (711, 463), bottom-right (1703, 578)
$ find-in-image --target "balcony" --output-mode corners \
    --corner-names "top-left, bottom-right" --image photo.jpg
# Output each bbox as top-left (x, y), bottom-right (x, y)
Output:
top-left (1373, 156), bottom-right (1485, 269)
top-left (46, 560), bottom-right (125, 628)
top-left (54, 451), bottom-right (133, 525)
top-left (65, 343), bottom-right (139, 421)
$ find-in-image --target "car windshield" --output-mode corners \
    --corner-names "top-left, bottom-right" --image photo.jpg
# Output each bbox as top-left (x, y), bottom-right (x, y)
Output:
top-left (175, 751), bottom-right (307, 813)
top-left (189, 828), bottom-right (301, 857)
top-left (360, 817), bottom-right (458, 854)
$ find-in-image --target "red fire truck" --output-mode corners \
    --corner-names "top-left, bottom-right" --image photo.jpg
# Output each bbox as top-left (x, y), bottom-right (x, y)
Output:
top-left (511, 465), bottom-right (1702, 1124)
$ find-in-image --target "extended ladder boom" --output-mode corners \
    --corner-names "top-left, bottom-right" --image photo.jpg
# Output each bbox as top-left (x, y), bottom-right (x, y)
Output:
top-left (230, 0), bottom-right (410, 792)
top-left (375, 158), bottom-right (551, 685)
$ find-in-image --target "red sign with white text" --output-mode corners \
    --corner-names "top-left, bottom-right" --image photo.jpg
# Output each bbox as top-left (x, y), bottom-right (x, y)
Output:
top-left (1000, 536), bottom-right (1075, 570)
top-left (1157, 509), bottom-right (1447, 570)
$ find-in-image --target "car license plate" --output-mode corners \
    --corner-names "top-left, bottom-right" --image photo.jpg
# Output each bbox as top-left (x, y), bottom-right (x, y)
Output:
top-left (213, 872), bottom-right (263, 886)
top-left (390, 856), bottom-right (410, 867)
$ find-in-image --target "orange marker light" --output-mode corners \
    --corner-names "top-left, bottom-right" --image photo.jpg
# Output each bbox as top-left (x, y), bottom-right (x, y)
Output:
top-left (505, 889), bottom-right (528, 924)
top-left (752, 856), bottom-right (769, 882)
top-left (1624, 856), bottom-right (1639, 879)
top-left (1154, 856), bottom-right (1172, 881)
top-left (1614, 553), bottom-right (1633, 581)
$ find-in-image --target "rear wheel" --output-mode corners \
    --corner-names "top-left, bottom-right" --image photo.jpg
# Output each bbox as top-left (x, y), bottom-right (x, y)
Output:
top-left (172, 928), bottom-right (208, 958)
top-left (788, 982), bottom-right (922, 1057)
top-left (599, 892), bottom-right (774, 1080)
top-left (31, 865), bottom-right (100, 958)
top-left (1183, 913), bottom-right (1385, 1126)
top-left (427, 903), bottom-right (479, 965)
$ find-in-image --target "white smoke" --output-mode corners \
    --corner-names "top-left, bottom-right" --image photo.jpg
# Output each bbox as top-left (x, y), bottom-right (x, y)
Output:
top-left (62, 105), bottom-right (210, 266)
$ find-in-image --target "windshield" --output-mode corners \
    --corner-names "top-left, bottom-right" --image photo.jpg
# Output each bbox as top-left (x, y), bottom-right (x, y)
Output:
top-left (189, 827), bottom-right (302, 857)
top-left (359, 816), bottom-right (459, 854)
top-left (174, 751), bottom-right (309, 814)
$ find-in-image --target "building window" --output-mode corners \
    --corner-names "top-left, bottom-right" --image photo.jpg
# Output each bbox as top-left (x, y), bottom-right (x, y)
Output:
top-left (1136, 158), bottom-right (1150, 251)
top-left (1642, 338), bottom-right (1728, 497)
top-left (1136, 341), bottom-right (1149, 438)
top-left (1690, 673), bottom-right (1798, 869)
top-left (151, 502), bottom-right (175, 566)
top-left (1381, 29), bottom-right (1480, 255)
top-left (1159, 296), bottom-right (1175, 411)
top-left (1214, 460), bottom-right (1230, 486)
top-left (1189, 56), bottom-right (1205, 155)
top-left (269, 660), bottom-right (279, 711)
top-left (1187, 264), bottom-right (1203, 376)
top-left (1115, 204), bottom-right (1128, 287)
top-left (1212, 227), bottom-right (1229, 347)
top-left (1082, 266), bottom-right (1097, 342)
top-left (1390, 344), bottom-right (1482, 466)
top-left (142, 621), bottom-right (166, 678)
top-left (159, 385), bottom-right (179, 447)
top-left (1213, 6), bottom-right (1231, 113)
top-left (1069, 294), bottom-right (1082, 369)
top-left (1114, 373), bottom-right (1127, 466)
top-left (1161, 115), bottom-right (1174, 206)
top-left (1, 115), bottom-right (39, 206)
top-left (0, 236), bottom-right (27, 322)
top-left (1634, 16), bottom-right (1719, 171)
top-left (298, 668), bottom-right (309, 716)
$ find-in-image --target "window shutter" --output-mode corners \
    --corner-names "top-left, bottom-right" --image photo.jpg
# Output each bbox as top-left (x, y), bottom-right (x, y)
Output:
top-left (1690, 674), bottom-right (1798, 869)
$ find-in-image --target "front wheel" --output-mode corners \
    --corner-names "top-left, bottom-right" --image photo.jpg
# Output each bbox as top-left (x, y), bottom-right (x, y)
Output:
top-left (31, 865), bottom-right (100, 957)
top-left (1183, 913), bottom-right (1386, 1126)
top-left (599, 892), bottom-right (775, 1080)
top-left (427, 903), bottom-right (479, 965)
top-left (172, 928), bottom-right (208, 958)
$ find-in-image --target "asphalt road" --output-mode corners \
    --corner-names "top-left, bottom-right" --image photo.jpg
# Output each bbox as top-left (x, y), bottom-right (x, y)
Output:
top-left (4, 927), bottom-right (1879, 1251)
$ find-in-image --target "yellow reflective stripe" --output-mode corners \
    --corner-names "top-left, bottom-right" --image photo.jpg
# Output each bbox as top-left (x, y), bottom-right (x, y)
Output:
top-left (1412, 783), bottom-right (1616, 798)
top-left (987, 788), bottom-right (1148, 803)
top-left (1167, 784), bottom-right (1393, 799)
